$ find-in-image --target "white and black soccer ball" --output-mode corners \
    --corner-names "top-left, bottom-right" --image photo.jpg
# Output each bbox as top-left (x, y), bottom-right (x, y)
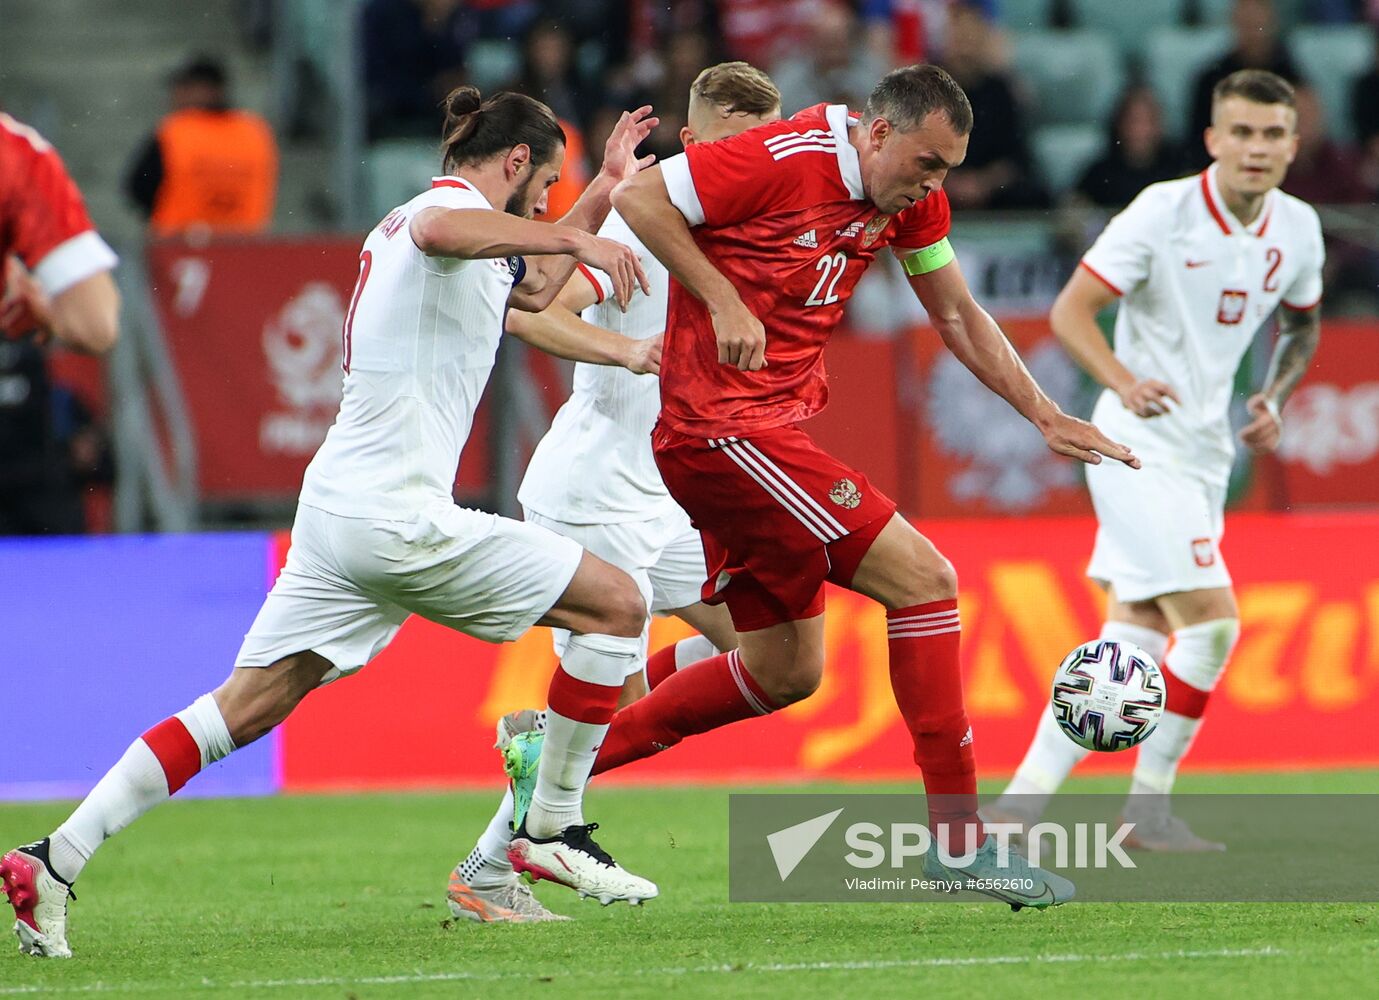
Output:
top-left (1050, 639), bottom-right (1166, 752)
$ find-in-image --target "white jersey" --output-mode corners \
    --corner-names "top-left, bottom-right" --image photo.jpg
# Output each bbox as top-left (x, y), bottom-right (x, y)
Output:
top-left (517, 209), bottom-right (674, 523)
top-left (1081, 164), bottom-right (1324, 480)
top-left (299, 177), bottom-right (521, 519)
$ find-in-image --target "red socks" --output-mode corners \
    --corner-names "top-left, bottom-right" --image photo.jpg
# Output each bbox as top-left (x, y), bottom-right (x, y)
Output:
top-left (887, 599), bottom-right (984, 854)
top-left (644, 643), bottom-right (679, 691)
top-left (593, 651), bottom-right (775, 775)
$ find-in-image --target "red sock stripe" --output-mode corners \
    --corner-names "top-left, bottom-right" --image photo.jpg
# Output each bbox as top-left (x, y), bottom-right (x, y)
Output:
top-left (726, 650), bottom-right (778, 715)
top-left (140, 717), bottom-right (202, 795)
top-left (547, 666), bottom-right (623, 725)
top-left (1161, 663), bottom-right (1210, 719)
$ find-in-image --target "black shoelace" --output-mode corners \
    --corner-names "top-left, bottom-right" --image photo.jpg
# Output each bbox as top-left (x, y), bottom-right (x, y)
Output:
top-left (562, 823), bottom-right (616, 867)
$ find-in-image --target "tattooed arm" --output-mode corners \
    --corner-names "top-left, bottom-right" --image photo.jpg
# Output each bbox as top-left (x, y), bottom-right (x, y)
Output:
top-left (1239, 304), bottom-right (1321, 453)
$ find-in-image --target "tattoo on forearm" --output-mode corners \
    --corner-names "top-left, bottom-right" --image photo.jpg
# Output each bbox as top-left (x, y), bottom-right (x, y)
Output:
top-left (1264, 308), bottom-right (1321, 406)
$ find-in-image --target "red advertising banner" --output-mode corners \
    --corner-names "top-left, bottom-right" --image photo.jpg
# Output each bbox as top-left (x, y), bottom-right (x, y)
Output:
top-left (1275, 321), bottom-right (1379, 508)
top-left (277, 511), bottom-right (1379, 792)
top-left (147, 237), bottom-right (363, 498)
top-left (903, 318), bottom-right (1096, 518)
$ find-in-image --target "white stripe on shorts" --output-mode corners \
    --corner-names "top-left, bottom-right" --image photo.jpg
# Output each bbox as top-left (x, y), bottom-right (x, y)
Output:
top-left (710, 438), bottom-right (842, 543)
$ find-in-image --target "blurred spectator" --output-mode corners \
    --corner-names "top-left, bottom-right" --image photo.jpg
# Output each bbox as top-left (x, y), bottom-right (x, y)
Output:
top-left (1075, 86), bottom-right (1189, 208)
top-left (0, 337), bottom-right (110, 535)
top-left (469, 0), bottom-right (539, 40)
top-left (716, 0), bottom-right (818, 66)
top-left (1188, 0), bottom-right (1302, 157)
top-left (362, 0), bottom-right (473, 140)
top-left (772, 1), bottom-right (889, 112)
top-left (125, 56), bottom-right (278, 235)
top-left (1352, 25), bottom-right (1379, 191)
top-left (1282, 85), bottom-right (1371, 203)
top-left (517, 19), bottom-right (596, 130)
top-left (936, 2), bottom-right (1048, 209)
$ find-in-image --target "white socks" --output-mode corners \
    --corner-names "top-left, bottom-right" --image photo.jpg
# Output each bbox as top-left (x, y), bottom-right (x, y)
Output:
top-left (527, 632), bottom-right (640, 838)
top-left (998, 621), bottom-right (1170, 815)
top-left (457, 788), bottom-right (517, 888)
top-left (1130, 617), bottom-right (1239, 796)
top-left (49, 693), bottom-right (234, 883)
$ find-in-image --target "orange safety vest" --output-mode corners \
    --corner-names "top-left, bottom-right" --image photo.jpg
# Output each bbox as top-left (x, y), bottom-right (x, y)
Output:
top-left (150, 109), bottom-right (278, 235)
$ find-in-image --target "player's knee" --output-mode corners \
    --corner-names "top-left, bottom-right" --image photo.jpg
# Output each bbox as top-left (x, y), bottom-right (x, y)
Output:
top-left (756, 650), bottom-right (824, 706)
top-left (897, 547), bottom-right (957, 607)
top-left (601, 577), bottom-right (649, 638)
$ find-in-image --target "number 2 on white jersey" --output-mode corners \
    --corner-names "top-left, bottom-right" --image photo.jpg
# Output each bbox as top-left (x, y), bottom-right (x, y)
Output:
top-left (806, 251), bottom-right (847, 306)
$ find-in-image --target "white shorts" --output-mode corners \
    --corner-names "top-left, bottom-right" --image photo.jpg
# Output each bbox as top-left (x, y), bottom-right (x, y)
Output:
top-left (235, 501), bottom-right (583, 679)
top-left (523, 504), bottom-right (707, 657)
top-left (1085, 457), bottom-right (1232, 603)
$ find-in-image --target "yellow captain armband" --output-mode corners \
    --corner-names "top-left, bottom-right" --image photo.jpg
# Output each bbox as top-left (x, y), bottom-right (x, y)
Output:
top-left (899, 238), bottom-right (955, 277)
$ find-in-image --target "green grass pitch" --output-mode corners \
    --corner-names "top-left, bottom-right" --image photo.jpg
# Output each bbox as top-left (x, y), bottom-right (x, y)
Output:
top-left (1, 771), bottom-right (1376, 998)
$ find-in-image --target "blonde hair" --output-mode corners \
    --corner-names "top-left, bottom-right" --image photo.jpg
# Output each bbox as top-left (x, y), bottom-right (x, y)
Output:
top-left (689, 62), bottom-right (781, 119)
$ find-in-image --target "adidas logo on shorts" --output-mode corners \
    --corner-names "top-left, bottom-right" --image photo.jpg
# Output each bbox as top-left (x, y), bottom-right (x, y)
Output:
top-left (793, 229), bottom-right (819, 249)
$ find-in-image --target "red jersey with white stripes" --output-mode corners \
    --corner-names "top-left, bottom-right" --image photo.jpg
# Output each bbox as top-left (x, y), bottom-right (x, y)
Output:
top-left (657, 103), bottom-right (950, 438)
top-left (0, 113), bottom-right (117, 297)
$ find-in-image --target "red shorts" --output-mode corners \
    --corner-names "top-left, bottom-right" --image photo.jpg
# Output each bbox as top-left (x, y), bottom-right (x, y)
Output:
top-left (652, 422), bottom-right (897, 632)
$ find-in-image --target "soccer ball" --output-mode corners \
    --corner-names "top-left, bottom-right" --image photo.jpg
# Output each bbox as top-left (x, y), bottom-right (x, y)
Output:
top-left (1050, 639), bottom-right (1165, 752)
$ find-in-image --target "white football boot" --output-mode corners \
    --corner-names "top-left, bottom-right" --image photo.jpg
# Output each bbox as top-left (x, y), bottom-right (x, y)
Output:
top-left (446, 869), bottom-right (570, 923)
top-left (2, 840), bottom-right (75, 958)
top-left (507, 822), bottom-right (659, 906)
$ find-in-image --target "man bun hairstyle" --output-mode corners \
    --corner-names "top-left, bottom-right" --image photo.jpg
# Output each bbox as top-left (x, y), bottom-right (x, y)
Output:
top-left (863, 64), bottom-right (974, 136)
top-left (1211, 69), bottom-right (1296, 112)
top-left (691, 61), bottom-right (781, 117)
top-left (440, 85), bottom-right (566, 172)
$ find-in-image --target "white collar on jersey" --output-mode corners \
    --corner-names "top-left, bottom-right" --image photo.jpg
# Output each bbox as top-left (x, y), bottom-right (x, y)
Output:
top-left (431, 175), bottom-right (494, 209)
top-left (1200, 163), bottom-right (1274, 238)
top-left (826, 104), bottom-right (866, 201)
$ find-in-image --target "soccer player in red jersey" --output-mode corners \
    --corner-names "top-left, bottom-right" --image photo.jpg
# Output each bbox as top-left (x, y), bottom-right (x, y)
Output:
top-left (602, 65), bottom-right (1140, 906)
top-left (0, 112), bottom-right (120, 353)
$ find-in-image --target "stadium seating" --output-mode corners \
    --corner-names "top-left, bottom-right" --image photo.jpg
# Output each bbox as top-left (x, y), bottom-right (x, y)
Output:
top-left (1197, 0), bottom-right (1307, 30)
top-left (998, 0), bottom-right (1056, 30)
top-left (467, 39), bottom-right (522, 94)
top-left (1066, 0), bottom-right (1188, 60)
top-left (365, 140), bottom-right (437, 222)
top-left (1031, 122), bottom-right (1106, 196)
top-left (1011, 30), bottom-right (1125, 126)
top-left (1145, 27), bottom-right (1233, 139)
top-left (1291, 26), bottom-right (1374, 140)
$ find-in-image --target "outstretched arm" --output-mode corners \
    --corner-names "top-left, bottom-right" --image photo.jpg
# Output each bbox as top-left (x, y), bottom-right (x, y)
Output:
top-left (504, 271), bottom-right (660, 374)
top-left (906, 257), bottom-right (1140, 468)
top-left (410, 108), bottom-right (657, 313)
top-left (611, 167), bottom-right (764, 370)
top-left (1239, 304), bottom-right (1321, 453)
top-left (513, 107), bottom-right (658, 311)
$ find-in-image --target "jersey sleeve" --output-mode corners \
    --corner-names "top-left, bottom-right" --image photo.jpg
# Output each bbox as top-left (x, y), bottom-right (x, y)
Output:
top-left (661, 126), bottom-right (803, 228)
top-left (1078, 187), bottom-right (1163, 296)
top-left (575, 210), bottom-right (648, 304)
top-left (1281, 205), bottom-right (1324, 310)
top-left (3, 120), bottom-right (117, 296)
top-left (889, 190), bottom-right (952, 253)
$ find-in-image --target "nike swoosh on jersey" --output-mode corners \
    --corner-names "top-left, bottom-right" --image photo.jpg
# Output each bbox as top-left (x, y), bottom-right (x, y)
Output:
top-left (1185, 260), bottom-right (1211, 268)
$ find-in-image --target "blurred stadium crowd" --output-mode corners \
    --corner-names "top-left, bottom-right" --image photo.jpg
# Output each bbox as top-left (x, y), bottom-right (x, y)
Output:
top-left (348, 0), bottom-right (1379, 210)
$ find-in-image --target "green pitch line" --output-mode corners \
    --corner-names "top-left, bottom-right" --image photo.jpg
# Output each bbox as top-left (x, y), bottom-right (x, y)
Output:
top-left (0, 770), bottom-right (1375, 999)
